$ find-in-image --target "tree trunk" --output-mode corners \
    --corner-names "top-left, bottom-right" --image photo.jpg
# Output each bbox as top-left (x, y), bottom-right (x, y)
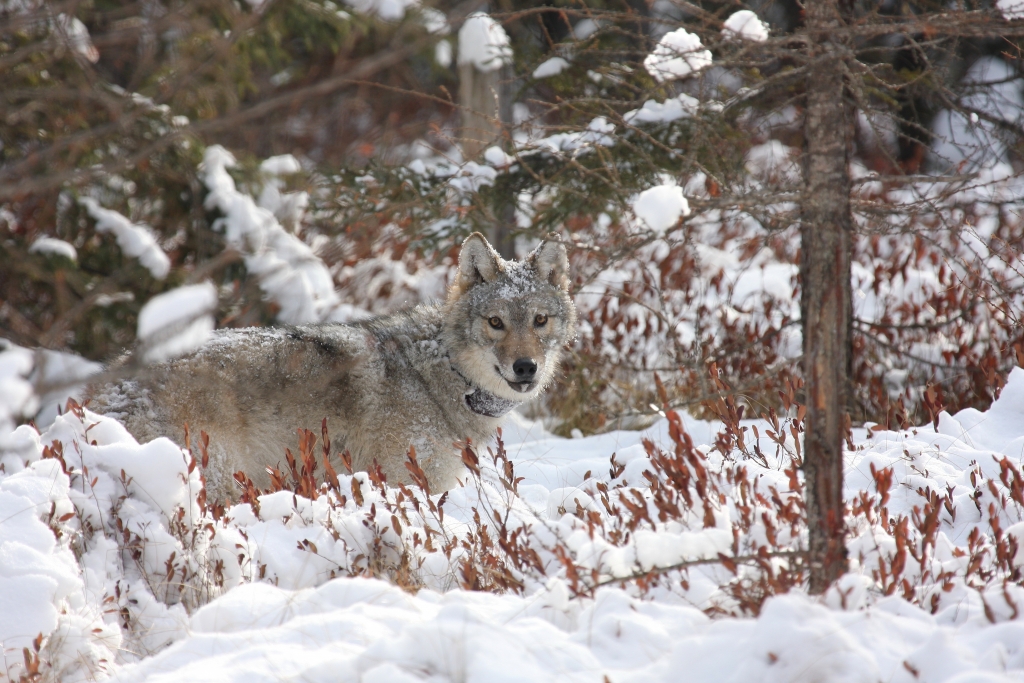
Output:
top-left (459, 61), bottom-right (515, 258)
top-left (801, 0), bottom-right (853, 594)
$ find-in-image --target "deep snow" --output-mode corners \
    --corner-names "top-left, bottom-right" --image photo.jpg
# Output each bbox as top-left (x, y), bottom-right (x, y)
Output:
top-left (0, 367), bottom-right (1022, 682)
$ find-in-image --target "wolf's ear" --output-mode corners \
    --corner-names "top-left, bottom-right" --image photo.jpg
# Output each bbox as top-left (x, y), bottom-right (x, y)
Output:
top-left (456, 232), bottom-right (502, 292)
top-left (527, 240), bottom-right (570, 291)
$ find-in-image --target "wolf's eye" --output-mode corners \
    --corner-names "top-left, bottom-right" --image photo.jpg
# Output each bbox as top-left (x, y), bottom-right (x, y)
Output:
top-left (534, 314), bottom-right (548, 326)
top-left (488, 316), bottom-right (504, 330)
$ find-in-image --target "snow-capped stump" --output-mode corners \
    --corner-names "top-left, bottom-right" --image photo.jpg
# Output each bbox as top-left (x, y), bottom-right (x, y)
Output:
top-left (457, 12), bottom-right (512, 72)
top-left (643, 28), bottom-right (712, 82)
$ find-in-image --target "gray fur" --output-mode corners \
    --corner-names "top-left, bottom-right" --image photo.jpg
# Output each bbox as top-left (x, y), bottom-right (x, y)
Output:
top-left (88, 234), bottom-right (576, 501)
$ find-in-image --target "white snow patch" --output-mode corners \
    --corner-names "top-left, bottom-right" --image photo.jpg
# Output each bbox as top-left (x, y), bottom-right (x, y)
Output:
top-left (644, 28), bottom-right (712, 82)
top-left (0, 341), bottom-right (101, 431)
top-left (573, 18), bottom-right (600, 39)
top-left (435, 39), bottom-right (452, 68)
top-left (421, 7), bottom-right (448, 34)
top-left (257, 154), bottom-right (309, 227)
top-left (744, 140), bottom-right (800, 182)
top-left (484, 146), bottom-right (515, 167)
top-left (533, 56), bottom-right (570, 79)
top-left (624, 93), bottom-right (700, 125)
top-left (137, 282), bottom-right (217, 363)
top-left (342, 0), bottom-right (417, 21)
top-left (29, 237), bottom-right (77, 262)
top-left (259, 154), bottom-right (301, 176)
top-left (80, 198), bottom-right (171, 279)
top-left (0, 344), bottom-right (36, 441)
top-left (633, 184), bottom-right (690, 234)
top-left (997, 0), bottom-right (1024, 19)
top-left (722, 10), bottom-right (769, 42)
top-left (930, 57), bottom-right (1024, 169)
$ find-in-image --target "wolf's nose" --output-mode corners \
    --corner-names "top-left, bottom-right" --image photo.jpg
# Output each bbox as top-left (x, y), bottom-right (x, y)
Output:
top-left (513, 358), bottom-right (538, 382)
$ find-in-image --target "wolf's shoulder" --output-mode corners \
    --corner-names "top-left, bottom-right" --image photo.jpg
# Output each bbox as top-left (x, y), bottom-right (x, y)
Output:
top-left (348, 304), bottom-right (444, 343)
top-left (267, 304), bottom-right (445, 365)
top-left (277, 303), bottom-right (443, 340)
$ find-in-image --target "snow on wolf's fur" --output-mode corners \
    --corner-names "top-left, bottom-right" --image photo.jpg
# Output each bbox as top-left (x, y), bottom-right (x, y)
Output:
top-left (1, 370), bottom-right (1023, 681)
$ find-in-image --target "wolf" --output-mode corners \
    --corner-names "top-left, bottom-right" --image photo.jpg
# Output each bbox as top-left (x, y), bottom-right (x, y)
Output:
top-left (88, 233), bottom-right (576, 501)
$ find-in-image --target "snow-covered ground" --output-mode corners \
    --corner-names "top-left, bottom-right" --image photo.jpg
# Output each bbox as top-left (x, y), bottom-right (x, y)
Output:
top-left (1, 366), bottom-right (1023, 682)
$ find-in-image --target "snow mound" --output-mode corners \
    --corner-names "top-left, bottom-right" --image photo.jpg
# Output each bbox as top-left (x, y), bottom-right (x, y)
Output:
top-left (111, 577), bottom-right (1024, 683)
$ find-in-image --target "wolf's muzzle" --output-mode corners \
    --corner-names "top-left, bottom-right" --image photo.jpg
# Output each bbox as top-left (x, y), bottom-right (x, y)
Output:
top-left (512, 358), bottom-right (538, 382)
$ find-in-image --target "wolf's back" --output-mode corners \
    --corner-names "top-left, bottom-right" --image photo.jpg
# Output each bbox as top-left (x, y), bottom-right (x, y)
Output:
top-left (87, 307), bottom-right (488, 500)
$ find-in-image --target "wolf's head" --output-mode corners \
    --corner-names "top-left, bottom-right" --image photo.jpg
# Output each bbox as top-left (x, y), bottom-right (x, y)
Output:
top-left (443, 232), bottom-right (577, 403)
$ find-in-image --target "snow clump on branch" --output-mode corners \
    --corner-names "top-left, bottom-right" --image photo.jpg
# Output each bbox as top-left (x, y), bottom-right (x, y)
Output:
top-left (342, 0), bottom-right (417, 21)
top-left (997, 0), bottom-right (1024, 20)
top-left (625, 93), bottom-right (700, 125)
top-left (0, 344), bottom-right (36, 442)
top-left (29, 237), bottom-right (78, 262)
top-left (200, 145), bottom-right (342, 324)
top-left (644, 28), bottom-right (712, 82)
top-left (633, 184), bottom-right (691, 234)
top-left (533, 56), bottom-right (569, 79)
top-left (136, 282), bottom-right (218, 363)
top-left (722, 10), bottom-right (770, 42)
top-left (79, 198), bottom-right (171, 279)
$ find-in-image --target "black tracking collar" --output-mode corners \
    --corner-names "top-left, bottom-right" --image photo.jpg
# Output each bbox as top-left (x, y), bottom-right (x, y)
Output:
top-left (464, 388), bottom-right (521, 418)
